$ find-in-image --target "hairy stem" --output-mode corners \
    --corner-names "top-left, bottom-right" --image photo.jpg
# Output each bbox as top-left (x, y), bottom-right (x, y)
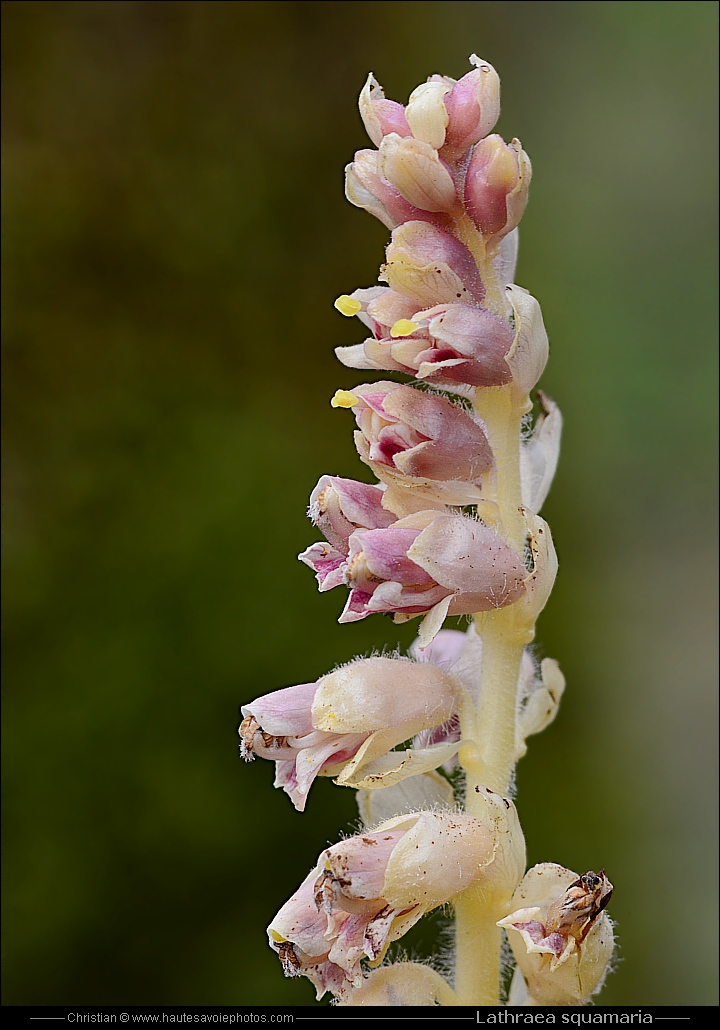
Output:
top-left (454, 384), bottom-right (529, 1004)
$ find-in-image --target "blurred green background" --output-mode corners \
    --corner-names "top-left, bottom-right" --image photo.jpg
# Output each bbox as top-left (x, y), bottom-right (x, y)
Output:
top-left (3, 0), bottom-right (717, 1007)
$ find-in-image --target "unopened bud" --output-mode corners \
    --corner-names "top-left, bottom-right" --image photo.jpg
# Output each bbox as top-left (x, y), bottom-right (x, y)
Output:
top-left (405, 79), bottom-right (451, 149)
top-left (465, 135), bottom-right (531, 244)
top-left (444, 55), bottom-right (501, 151)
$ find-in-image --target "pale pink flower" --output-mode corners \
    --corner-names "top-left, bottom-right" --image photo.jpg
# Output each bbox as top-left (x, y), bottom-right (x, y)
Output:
top-left (339, 381), bottom-right (492, 507)
top-left (298, 475), bottom-right (394, 593)
top-left (339, 509), bottom-right (526, 625)
top-left (465, 135), bottom-right (532, 245)
top-left (239, 656), bottom-right (463, 810)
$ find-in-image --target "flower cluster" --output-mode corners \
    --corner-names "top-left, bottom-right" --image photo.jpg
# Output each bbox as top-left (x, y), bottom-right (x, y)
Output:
top-left (240, 56), bottom-right (614, 1007)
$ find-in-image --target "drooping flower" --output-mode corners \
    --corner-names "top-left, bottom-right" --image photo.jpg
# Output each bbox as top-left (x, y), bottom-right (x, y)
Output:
top-left (269, 807), bottom-right (522, 999)
top-left (332, 380), bottom-right (492, 511)
top-left (337, 509), bottom-right (527, 627)
top-left (239, 656), bottom-right (464, 810)
top-left (298, 475), bottom-right (394, 593)
top-left (498, 864), bottom-right (614, 1005)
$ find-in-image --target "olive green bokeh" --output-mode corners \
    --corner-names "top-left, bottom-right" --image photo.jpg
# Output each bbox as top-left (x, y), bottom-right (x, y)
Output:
top-left (3, 0), bottom-right (717, 1006)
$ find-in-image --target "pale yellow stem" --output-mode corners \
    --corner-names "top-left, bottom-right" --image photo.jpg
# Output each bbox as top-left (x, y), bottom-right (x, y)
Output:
top-left (452, 887), bottom-right (506, 1006)
top-left (453, 384), bottom-right (531, 1004)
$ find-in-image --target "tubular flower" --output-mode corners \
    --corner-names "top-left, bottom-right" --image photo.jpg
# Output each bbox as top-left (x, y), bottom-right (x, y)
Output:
top-left (465, 135), bottom-right (532, 245)
top-left (498, 864), bottom-right (615, 1005)
top-left (298, 475), bottom-right (394, 592)
top-left (239, 656), bottom-right (465, 810)
top-left (335, 281), bottom-right (548, 396)
top-left (268, 809), bottom-right (513, 999)
top-left (335, 380), bottom-right (493, 509)
top-left (336, 509), bottom-right (526, 628)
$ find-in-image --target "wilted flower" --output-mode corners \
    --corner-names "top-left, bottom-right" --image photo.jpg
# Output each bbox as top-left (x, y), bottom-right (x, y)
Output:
top-left (239, 655), bottom-right (464, 810)
top-left (498, 864), bottom-right (614, 1005)
top-left (269, 808), bottom-right (520, 998)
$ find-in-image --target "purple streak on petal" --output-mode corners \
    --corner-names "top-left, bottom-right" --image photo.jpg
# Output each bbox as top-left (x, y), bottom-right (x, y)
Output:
top-left (298, 542), bottom-right (347, 591)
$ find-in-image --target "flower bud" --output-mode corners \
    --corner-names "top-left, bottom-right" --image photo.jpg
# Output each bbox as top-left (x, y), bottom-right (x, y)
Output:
top-left (498, 864), bottom-right (615, 1005)
top-left (359, 73), bottom-right (412, 147)
top-left (443, 55), bottom-right (501, 152)
top-left (405, 78), bottom-right (452, 149)
top-left (465, 135), bottom-right (531, 245)
top-left (343, 381), bottom-right (493, 507)
top-left (240, 655), bottom-right (463, 809)
top-left (377, 134), bottom-right (457, 212)
top-left (345, 149), bottom-right (442, 229)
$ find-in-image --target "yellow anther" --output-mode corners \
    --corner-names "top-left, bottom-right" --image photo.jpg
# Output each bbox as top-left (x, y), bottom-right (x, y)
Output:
top-left (331, 389), bottom-right (359, 409)
top-left (270, 930), bottom-right (287, 943)
top-left (390, 319), bottom-right (420, 338)
top-left (334, 294), bottom-right (362, 317)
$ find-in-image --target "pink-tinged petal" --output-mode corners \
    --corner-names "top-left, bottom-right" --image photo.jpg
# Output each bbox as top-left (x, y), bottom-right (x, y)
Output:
top-left (443, 56), bottom-right (501, 151)
top-left (293, 734), bottom-right (367, 799)
top-left (273, 760), bottom-right (309, 812)
top-left (408, 514), bottom-right (526, 612)
top-left (268, 873), bottom-right (352, 999)
top-left (359, 73), bottom-right (411, 147)
top-left (382, 221), bottom-right (484, 307)
top-left (298, 542), bottom-right (347, 591)
top-left (411, 627), bottom-right (467, 670)
top-left (322, 832), bottom-right (406, 901)
top-left (377, 134), bottom-right (457, 213)
top-left (366, 289), bottom-right (420, 331)
top-left (345, 150), bottom-right (443, 230)
top-left (349, 527), bottom-right (432, 586)
top-left (334, 342), bottom-right (384, 372)
top-left (367, 579), bottom-right (450, 615)
top-left (465, 135), bottom-right (531, 244)
top-left (422, 302), bottom-right (514, 385)
top-left (308, 475), bottom-right (393, 551)
top-left (242, 681), bottom-right (318, 737)
top-left (338, 588), bottom-right (373, 623)
top-left (380, 384), bottom-right (493, 480)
